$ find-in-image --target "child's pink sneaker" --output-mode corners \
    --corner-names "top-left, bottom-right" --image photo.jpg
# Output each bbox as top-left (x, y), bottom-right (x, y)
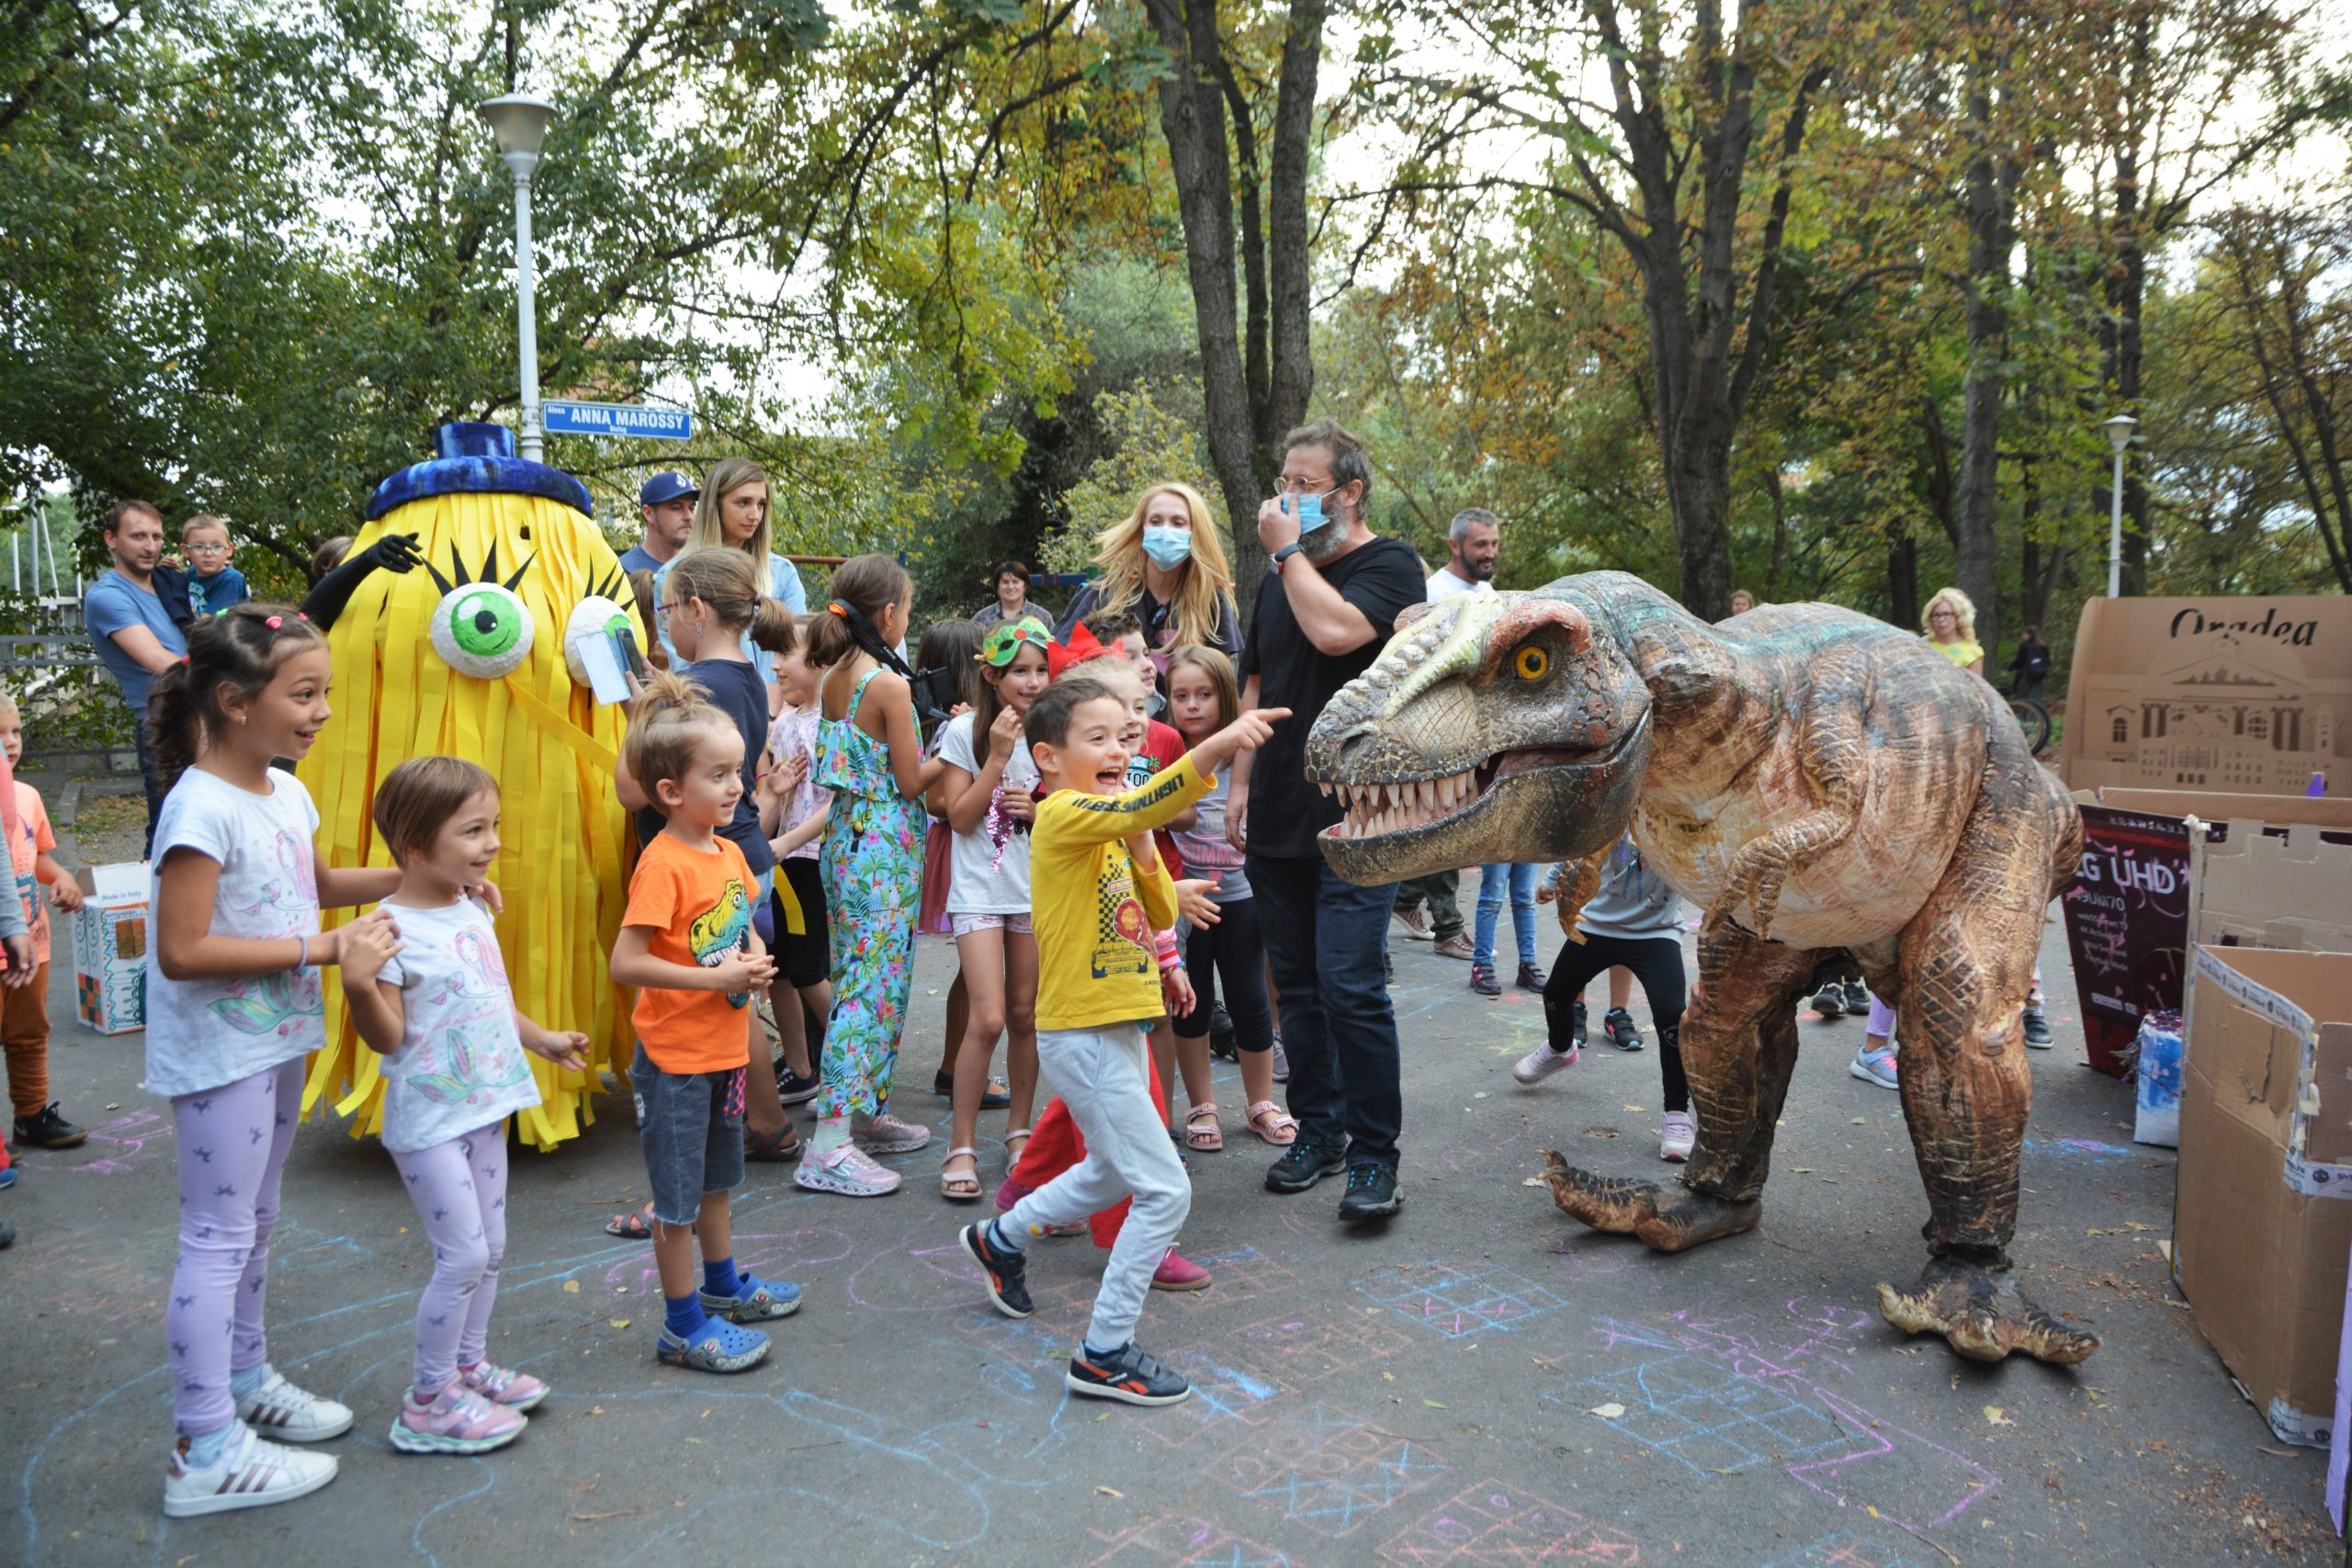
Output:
top-left (388, 1384), bottom-right (526, 1456)
top-left (458, 1360), bottom-right (548, 1412)
top-left (853, 1111), bottom-right (932, 1154)
top-left (1150, 1247), bottom-right (1212, 1292)
top-left (796, 1142), bottom-right (902, 1196)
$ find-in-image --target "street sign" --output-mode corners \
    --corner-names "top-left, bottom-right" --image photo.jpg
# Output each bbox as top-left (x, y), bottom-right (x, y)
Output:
top-left (542, 400), bottom-right (694, 440)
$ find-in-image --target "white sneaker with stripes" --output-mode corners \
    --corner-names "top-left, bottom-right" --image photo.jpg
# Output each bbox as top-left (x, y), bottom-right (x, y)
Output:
top-left (163, 1422), bottom-right (338, 1517)
top-left (233, 1366), bottom-right (354, 1441)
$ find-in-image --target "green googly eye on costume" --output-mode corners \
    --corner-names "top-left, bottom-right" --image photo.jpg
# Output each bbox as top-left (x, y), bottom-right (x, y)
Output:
top-left (429, 581), bottom-right (537, 678)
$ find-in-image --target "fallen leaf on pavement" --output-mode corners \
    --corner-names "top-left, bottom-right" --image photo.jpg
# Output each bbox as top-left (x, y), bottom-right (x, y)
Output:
top-left (1984, 1406), bottom-right (2014, 1427)
top-left (1096, 1486), bottom-right (1124, 1497)
top-left (1590, 1403), bottom-right (1627, 1419)
top-left (563, 1280), bottom-right (581, 1293)
top-left (607, 1318), bottom-right (630, 1329)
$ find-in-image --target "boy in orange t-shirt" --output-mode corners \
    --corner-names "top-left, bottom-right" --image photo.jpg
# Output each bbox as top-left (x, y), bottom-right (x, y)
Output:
top-left (610, 671), bottom-right (797, 1374)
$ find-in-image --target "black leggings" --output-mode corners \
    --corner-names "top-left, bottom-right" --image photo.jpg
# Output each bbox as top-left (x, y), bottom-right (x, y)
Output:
top-left (1542, 931), bottom-right (1689, 1112)
top-left (1171, 896), bottom-right (1274, 1054)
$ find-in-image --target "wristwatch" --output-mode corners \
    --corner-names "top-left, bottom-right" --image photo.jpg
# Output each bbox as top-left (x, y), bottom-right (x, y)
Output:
top-left (1272, 542), bottom-right (1304, 571)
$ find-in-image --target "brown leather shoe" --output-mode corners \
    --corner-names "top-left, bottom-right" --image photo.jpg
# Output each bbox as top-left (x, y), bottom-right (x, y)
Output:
top-left (1431, 932), bottom-right (1474, 961)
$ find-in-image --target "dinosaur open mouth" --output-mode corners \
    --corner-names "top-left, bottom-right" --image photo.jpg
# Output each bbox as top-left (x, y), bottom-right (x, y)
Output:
top-left (1321, 742), bottom-right (1618, 841)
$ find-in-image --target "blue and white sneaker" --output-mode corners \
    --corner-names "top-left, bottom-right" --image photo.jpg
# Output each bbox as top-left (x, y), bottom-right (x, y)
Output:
top-left (700, 1270), bottom-right (801, 1323)
top-left (1849, 1042), bottom-right (1900, 1089)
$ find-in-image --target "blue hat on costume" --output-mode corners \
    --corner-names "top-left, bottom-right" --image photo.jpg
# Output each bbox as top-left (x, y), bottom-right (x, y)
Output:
top-left (639, 470), bottom-right (699, 508)
top-left (366, 422), bottom-right (594, 522)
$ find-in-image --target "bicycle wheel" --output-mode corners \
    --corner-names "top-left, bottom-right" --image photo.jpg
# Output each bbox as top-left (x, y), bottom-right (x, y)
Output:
top-left (2007, 697), bottom-right (2052, 755)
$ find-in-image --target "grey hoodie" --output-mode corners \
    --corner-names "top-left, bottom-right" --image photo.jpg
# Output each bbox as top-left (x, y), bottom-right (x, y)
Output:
top-left (1544, 834), bottom-right (1681, 942)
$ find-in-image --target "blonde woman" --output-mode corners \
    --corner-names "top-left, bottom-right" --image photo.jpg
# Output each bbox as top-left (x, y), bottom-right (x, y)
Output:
top-left (1921, 587), bottom-right (1984, 677)
top-left (1054, 482), bottom-right (1242, 663)
top-left (651, 457), bottom-right (808, 686)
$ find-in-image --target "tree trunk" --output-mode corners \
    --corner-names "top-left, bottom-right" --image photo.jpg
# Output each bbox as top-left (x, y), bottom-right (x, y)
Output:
top-left (1954, 31), bottom-right (2019, 659)
top-left (1142, 0), bottom-right (1323, 630)
top-left (1888, 526), bottom-right (1920, 631)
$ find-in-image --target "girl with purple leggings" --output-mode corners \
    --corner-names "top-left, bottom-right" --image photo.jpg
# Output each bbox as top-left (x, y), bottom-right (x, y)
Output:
top-left (341, 757), bottom-right (590, 1457)
top-left (146, 606), bottom-right (410, 1518)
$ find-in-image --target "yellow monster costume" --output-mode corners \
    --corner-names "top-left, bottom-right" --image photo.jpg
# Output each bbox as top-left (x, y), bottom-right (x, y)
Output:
top-left (300, 423), bottom-right (639, 1148)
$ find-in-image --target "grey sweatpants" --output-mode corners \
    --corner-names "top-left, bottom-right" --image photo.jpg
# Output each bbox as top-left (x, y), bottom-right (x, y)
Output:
top-left (1001, 1022), bottom-right (1191, 1350)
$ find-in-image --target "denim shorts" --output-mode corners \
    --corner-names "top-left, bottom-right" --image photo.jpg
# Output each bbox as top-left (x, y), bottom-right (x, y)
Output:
top-left (632, 1043), bottom-right (746, 1225)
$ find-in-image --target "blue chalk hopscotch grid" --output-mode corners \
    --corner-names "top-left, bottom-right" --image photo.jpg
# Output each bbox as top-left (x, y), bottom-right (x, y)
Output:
top-left (1355, 1260), bottom-right (1569, 1339)
top-left (1555, 1353), bottom-right (1850, 1478)
top-left (1220, 1404), bottom-right (1448, 1538)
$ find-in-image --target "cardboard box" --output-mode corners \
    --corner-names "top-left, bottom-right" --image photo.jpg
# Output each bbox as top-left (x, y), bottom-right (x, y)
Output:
top-left (2189, 821), bottom-right (2352, 955)
top-left (72, 862), bottom-right (148, 1035)
top-left (2175, 946), bottom-right (2352, 1447)
top-left (2060, 595), bottom-right (2349, 799)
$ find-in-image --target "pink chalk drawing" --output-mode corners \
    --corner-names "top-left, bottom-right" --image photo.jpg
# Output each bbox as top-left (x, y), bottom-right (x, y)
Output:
top-left (15, 1110), bottom-right (174, 1176)
top-left (1379, 1480), bottom-right (1642, 1566)
top-left (1083, 1512), bottom-right (1295, 1568)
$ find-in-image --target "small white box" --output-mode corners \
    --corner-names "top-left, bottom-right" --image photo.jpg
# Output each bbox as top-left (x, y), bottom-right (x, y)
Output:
top-left (73, 862), bottom-right (149, 1035)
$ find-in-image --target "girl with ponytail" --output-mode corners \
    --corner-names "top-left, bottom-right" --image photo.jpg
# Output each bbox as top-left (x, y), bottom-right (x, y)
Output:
top-left (797, 555), bottom-right (950, 1197)
top-left (148, 604), bottom-right (416, 1517)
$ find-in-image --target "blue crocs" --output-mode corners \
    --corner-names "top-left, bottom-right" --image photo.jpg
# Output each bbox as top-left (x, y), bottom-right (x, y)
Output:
top-left (656, 1316), bottom-right (771, 1373)
top-left (700, 1270), bottom-right (801, 1324)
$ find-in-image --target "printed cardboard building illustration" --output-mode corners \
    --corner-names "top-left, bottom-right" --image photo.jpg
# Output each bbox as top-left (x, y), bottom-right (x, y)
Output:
top-left (2061, 597), bottom-right (2349, 798)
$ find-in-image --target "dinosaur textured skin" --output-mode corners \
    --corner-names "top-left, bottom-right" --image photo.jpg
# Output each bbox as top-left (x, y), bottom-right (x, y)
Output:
top-left (1306, 572), bottom-right (2096, 1366)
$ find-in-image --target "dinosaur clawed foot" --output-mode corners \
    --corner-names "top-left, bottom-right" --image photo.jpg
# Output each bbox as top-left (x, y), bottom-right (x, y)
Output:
top-left (1875, 1258), bottom-right (2099, 1365)
top-left (1537, 1150), bottom-right (1761, 1252)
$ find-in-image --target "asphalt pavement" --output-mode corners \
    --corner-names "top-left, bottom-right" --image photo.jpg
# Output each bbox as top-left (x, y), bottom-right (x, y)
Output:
top-left (1, 862), bottom-right (2336, 1567)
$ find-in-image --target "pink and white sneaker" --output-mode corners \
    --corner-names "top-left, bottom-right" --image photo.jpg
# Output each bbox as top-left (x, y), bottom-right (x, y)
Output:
top-left (1149, 1247), bottom-right (1212, 1292)
top-left (853, 1111), bottom-right (932, 1154)
top-left (459, 1360), bottom-right (548, 1412)
top-left (388, 1383), bottom-right (526, 1456)
top-left (796, 1142), bottom-right (903, 1196)
top-left (1659, 1111), bottom-right (1696, 1162)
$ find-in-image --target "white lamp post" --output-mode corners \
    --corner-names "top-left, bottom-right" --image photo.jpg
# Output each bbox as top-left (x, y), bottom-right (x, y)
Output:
top-left (477, 95), bottom-right (559, 461)
top-left (2102, 413), bottom-right (2137, 598)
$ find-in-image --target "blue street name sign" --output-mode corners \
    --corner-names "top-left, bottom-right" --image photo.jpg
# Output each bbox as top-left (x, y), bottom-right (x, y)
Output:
top-left (542, 400), bottom-right (694, 440)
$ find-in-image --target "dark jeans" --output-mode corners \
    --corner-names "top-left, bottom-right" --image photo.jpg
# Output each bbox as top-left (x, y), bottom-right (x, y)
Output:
top-left (1171, 896), bottom-right (1272, 1052)
top-left (1249, 852), bottom-right (1402, 1167)
top-left (1543, 931), bottom-right (1689, 1111)
top-left (134, 716), bottom-right (164, 857)
top-left (1392, 870), bottom-right (1462, 940)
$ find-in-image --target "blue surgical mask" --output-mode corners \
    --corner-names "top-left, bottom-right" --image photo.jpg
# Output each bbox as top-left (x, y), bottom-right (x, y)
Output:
top-left (1140, 525), bottom-right (1193, 569)
top-left (1288, 489), bottom-right (1336, 533)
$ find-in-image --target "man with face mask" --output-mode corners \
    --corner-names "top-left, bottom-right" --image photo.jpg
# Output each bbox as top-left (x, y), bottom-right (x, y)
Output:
top-left (1390, 508), bottom-right (1501, 956)
top-left (1229, 419), bottom-right (1425, 1224)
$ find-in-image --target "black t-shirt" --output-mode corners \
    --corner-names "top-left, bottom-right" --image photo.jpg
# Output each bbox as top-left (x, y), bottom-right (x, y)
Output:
top-left (631, 658), bottom-right (776, 880)
top-left (1239, 535), bottom-right (1426, 859)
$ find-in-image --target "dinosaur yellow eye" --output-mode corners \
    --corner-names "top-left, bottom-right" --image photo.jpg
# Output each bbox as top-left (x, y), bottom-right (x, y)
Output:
top-left (1514, 646), bottom-right (1549, 681)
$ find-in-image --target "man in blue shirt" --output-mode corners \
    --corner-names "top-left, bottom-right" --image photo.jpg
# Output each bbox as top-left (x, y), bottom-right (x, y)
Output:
top-left (619, 471), bottom-right (698, 575)
top-left (82, 500), bottom-right (188, 852)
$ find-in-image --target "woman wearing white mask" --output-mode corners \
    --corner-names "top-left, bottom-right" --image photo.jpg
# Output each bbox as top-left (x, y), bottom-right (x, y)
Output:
top-left (1054, 482), bottom-right (1242, 666)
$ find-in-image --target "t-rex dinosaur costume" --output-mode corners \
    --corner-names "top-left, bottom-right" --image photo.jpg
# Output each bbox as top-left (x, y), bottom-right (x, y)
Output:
top-left (1305, 571), bottom-right (2096, 1365)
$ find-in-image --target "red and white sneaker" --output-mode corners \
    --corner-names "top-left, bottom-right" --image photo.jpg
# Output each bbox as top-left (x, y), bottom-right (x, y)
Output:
top-left (459, 1360), bottom-right (548, 1412)
top-left (163, 1423), bottom-right (337, 1517)
top-left (1149, 1247), bottom-right (1212, 1292)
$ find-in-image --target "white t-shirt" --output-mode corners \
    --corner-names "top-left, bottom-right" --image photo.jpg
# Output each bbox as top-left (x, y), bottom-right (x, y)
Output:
top-left (144, 768), bottom-right (327, 1100)
top-left (1426, 566), bottom-right (1494, 603)
top-left (936, 710), bottom-right (1038, 915)
top-left (371, 897), bottom-right (540, 1152)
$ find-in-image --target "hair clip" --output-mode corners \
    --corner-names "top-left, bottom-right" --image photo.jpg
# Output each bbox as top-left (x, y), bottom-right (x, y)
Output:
top-left (297, 611), bottom-right (309, 622)
top-left (264, 615), bottom-right (284, 629)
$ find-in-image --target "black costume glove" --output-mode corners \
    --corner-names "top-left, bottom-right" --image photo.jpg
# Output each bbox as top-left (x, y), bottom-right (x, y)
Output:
top-left (301, 532), bottom-right (423, 630)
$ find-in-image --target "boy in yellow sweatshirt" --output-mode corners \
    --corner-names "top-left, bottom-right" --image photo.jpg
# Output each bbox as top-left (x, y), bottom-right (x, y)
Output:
top-left (959, 674), bottom-right (1284, 1405)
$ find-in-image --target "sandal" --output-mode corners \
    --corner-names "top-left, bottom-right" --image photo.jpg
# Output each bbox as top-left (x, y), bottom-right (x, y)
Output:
top-left (1184, 1102), bottom-right (1224, 1152)
top-left (941, 1147), bottom-right (982, 1203)
top-left (1244, 1100), bottom-right (1298, 1146)
top-left (933, 1071), bottom-right (1012, 1110)
top-left (744, 1124), bottom-right (803, 1163)
top-left (1002, 1127), bottom-right (1032, 1167)
top-left (604, 1201), bottom-right (655, 1239)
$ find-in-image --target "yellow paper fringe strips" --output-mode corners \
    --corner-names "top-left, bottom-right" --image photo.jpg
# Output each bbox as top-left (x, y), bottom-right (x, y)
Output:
top-left (299, 490), bottom-right (639, 1150)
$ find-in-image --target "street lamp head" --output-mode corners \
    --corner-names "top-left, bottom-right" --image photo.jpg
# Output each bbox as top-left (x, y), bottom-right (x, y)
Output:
top-left (2102, 413), bottom-right (2139, 455)
top-left (476, 95), bottom-right (557, 178)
